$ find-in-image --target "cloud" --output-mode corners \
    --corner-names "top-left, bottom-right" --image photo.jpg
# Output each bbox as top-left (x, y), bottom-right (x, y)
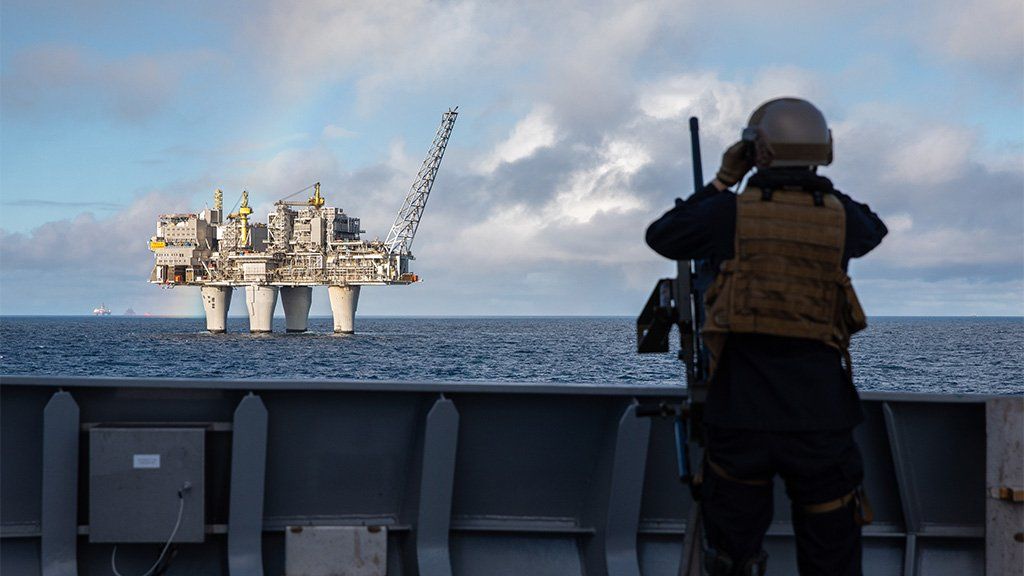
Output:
top-left (1, 199), bottom-right (124, 209)
top-left (2, 0), bottom-right (1021, 315)
top-left (0, 192), bottom-right (188, 273)
top-left (857, 278), bottom-right (1024, 316)
top-left (635, 68), bottom-right (827, 147)
top-left (322, 125), bottom-right (357, 140)
top-left (438, 66), bottom-right (1023, 312)
top-left (0, 191), bottom-right (201, 315)
top-left (881, 125), bottom-right (975, 186)
top-left (478, 106), bottom-right (559, 172)
top-left (0, 45), bottom-right (215, 122)
top-left (240, 0), bottom-right (482, 107)
top-left (239, 0), bottom-right (693, 116)
top-left (912, 0), bottom-right (1024, 72)
top-left (823, 104), bottom-right (1023, 285)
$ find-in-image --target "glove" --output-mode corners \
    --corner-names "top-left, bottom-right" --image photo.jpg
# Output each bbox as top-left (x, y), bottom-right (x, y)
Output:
top-left (715, 141), bottom-right (753, 187)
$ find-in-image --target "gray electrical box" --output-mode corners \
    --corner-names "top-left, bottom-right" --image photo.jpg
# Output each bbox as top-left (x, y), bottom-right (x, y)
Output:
top-left (89, 427), bottom-right (205, 543)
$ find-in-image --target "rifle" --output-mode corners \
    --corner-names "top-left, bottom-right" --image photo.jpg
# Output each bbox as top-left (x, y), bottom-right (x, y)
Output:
top-left (636, 116), bottom-right (713, 576)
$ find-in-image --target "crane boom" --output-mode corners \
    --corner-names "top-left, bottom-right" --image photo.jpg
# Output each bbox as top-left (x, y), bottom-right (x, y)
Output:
top-left (385, 107), bottom-right (458, 255)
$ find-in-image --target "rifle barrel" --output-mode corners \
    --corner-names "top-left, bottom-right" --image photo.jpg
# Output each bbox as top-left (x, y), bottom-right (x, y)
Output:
top-left (689, 117), bottom-right (704, 193)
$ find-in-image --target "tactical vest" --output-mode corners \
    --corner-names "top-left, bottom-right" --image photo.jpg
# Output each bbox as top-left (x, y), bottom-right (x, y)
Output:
top-left (702, 186), bottom-right (867, 377)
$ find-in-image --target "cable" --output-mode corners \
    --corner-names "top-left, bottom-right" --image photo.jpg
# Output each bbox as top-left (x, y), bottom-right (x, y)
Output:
top-left (111, 485), bottom-right (188, 576)
top-left (278, 182), bottom-right (317, 202)
top-left (734, 171), bottom-right (752, 193)
top-left (228, 191), bottom-right (244, 216)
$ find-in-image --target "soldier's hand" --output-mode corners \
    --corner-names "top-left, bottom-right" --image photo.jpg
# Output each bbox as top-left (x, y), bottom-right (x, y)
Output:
top-left (715, 141), bottom-right (753, 187)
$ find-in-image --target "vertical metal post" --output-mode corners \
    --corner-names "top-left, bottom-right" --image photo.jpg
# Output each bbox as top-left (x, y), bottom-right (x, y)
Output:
top-left (678, 503), bottom-right (703, 576)
top-left (41, 391), bottom-right (80, 576)
top-left (228, 394), bottom-right (269, 576)
top-left (986, 397), bottom-right (1024, 575)
top-left (603, 403), bottom-right (652, 576)
top-left (883, 402), bottom-right (919, 576)
top-left (416, 396), bottom-right (460, 576)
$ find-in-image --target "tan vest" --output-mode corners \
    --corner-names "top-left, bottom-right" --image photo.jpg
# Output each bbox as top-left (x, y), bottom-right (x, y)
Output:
top-left (703, 186), bottom-right (867, 376)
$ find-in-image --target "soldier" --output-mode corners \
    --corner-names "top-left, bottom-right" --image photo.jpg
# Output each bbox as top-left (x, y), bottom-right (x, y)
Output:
top-left (645, 98), bottom-right (887, 576)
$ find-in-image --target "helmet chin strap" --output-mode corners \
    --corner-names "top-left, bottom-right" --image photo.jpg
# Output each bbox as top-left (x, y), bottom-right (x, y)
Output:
top-left (756, 166), bottom-right (816, 173)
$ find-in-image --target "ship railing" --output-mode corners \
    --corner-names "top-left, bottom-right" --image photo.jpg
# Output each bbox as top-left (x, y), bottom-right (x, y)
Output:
top-left (0, 376), bottom-right (1017, 576)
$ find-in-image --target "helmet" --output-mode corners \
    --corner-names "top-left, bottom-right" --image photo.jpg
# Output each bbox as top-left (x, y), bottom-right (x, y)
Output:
top-left (744, 98), bottom-right (832, 168)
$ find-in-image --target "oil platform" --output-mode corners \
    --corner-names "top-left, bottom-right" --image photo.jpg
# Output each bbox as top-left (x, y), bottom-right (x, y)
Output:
top-left (147, 108), bottom-right (457, 333)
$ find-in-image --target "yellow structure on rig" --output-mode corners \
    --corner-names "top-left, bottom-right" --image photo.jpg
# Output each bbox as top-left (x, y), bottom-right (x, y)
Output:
top-left (228, 191), bottom-right (253, 248)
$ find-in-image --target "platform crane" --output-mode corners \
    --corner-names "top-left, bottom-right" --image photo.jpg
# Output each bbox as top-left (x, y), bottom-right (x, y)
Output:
top-left (227, 190), bottom-right (253, 247)
top-left (385, 107), bottom-right (458, 256)
top-left (276, 182), bottom-right (326, 208)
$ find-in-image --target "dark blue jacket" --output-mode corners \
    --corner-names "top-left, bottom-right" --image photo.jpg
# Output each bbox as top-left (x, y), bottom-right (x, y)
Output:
top-left (645, 170), bottom-right (887, 430)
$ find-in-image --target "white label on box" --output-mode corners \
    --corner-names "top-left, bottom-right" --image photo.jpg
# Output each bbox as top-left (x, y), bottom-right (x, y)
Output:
top-left (133, 454), bottom-right (161, 469)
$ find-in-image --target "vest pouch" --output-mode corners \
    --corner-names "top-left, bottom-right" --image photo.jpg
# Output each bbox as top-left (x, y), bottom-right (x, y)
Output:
top-left (838, 274), bottom-right (867, 335)
top-left (701, 265), bottom-right (733, 377)
top-left (704, 263), bottom-right (731, 328)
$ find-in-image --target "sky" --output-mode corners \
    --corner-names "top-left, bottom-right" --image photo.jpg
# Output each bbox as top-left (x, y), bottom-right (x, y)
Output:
top-left (1, 0), bottom-right (1022, 317)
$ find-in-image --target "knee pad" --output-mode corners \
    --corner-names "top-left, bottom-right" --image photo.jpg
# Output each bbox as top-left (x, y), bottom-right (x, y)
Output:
top-left (704, 548), bottom-right (768, 576)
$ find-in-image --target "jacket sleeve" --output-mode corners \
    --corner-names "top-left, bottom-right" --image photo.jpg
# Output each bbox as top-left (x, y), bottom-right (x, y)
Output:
top-left (645, 183), bottom-right (728, 261)
top-left (834, 189), bottom-right (888, 260)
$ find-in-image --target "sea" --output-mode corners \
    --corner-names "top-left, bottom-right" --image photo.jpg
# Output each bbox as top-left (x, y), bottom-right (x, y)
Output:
top-left (0, 316), bottom-right (1021, 394)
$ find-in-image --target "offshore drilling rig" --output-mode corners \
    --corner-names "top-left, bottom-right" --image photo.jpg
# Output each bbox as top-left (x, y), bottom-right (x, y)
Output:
top-left (147, 108), bottom-right (457, 333)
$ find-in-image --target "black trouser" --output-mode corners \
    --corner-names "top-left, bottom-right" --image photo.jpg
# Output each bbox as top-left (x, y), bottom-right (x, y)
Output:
top-left (701, 426), bottom-right (864, 576)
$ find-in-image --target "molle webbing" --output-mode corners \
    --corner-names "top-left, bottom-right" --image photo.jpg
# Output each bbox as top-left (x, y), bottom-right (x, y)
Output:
top-left (703, 186), bottom-right (865, 371)
top-left (730, 187), bottom-right (844, 340)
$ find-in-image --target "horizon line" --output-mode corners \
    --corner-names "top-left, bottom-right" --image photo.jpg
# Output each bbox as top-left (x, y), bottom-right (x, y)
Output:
top-left (2, 314), bottom-right (1022, 319)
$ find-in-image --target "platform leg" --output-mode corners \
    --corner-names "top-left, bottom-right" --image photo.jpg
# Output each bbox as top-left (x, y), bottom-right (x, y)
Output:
top-left (245, 285), bottom-right (278, 333)
top-left (280, 286), bottom-right (312, 333)
top-left (201, 286), bottom-right (232, 333)
top-left (328, 285), bottom-right (360, 334)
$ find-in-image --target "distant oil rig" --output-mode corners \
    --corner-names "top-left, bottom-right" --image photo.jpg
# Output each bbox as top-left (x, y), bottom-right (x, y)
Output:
top-left (147, 108), bottom-right (457, 333)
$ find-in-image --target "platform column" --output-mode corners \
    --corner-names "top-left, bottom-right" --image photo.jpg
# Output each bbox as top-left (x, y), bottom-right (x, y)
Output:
top-left (280, 286), bottom-right (312, 333)
top-left (328, 285), bottom-right (360, 334)
top-left (201, 286), bottom-right (233, 333)
top-left (245, 285), bottom-right (278, 333)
